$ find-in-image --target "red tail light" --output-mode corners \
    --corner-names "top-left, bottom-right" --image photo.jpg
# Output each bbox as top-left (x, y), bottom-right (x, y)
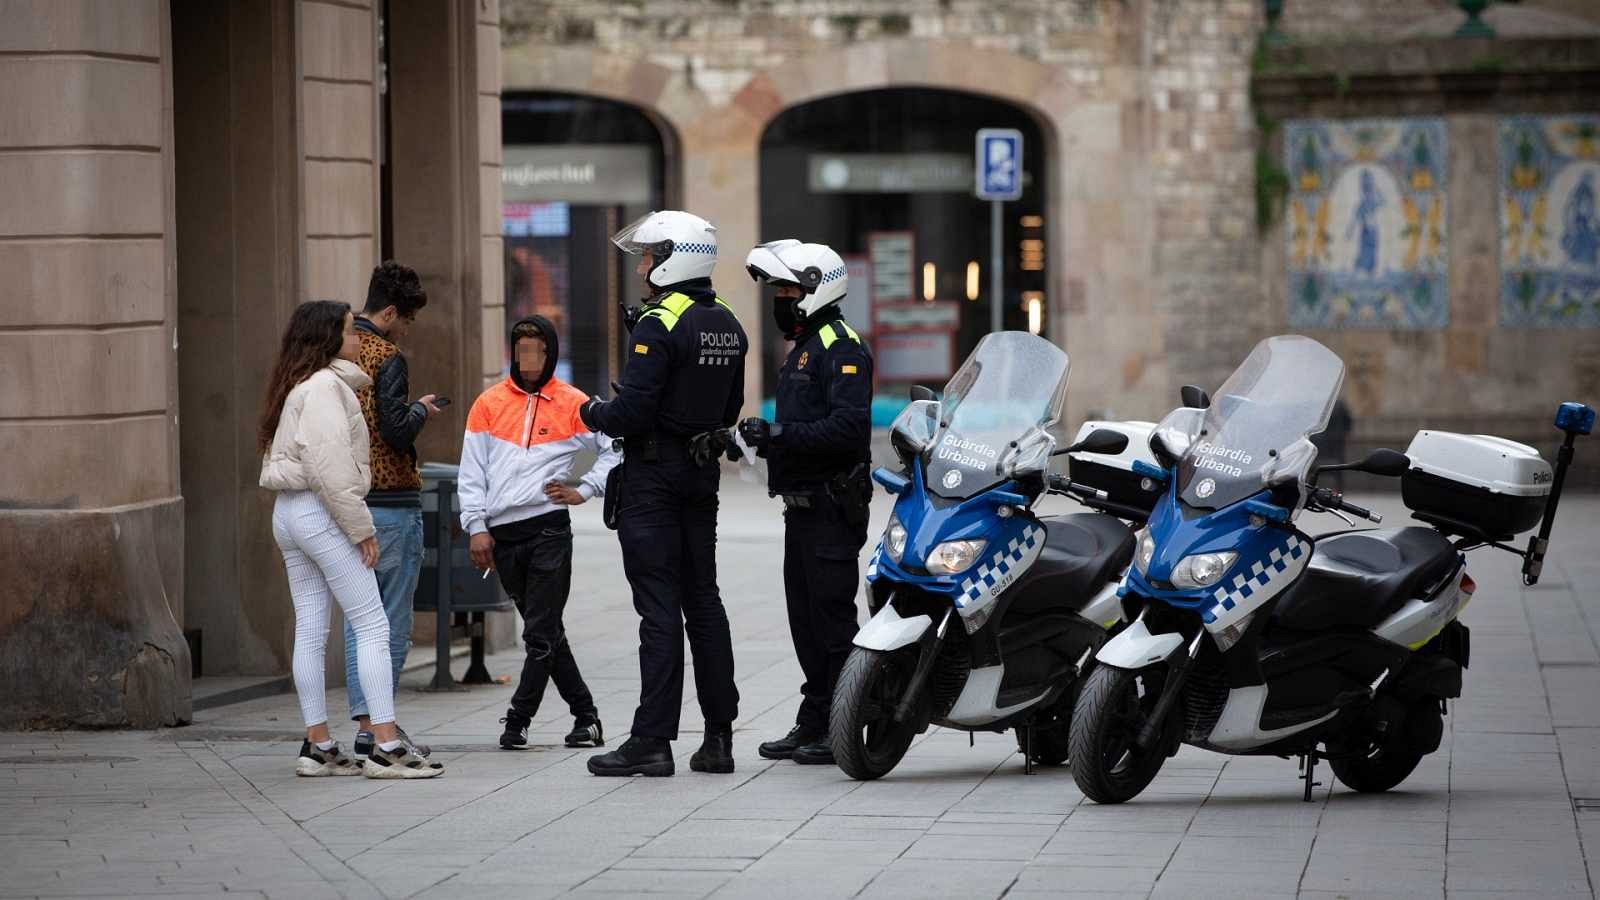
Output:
top-left (1460, 573), bottom-right (1476, 595)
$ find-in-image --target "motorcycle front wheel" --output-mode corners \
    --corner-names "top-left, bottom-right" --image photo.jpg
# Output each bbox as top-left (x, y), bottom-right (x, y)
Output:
top-left (830, 647), bottom-right (922, 780)
top-left (1069, 664), bottom-right (1172, 803)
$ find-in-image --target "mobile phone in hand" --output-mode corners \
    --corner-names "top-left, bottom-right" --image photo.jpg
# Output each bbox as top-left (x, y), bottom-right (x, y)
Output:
top-left (432, 396), bottom-right (451, 408)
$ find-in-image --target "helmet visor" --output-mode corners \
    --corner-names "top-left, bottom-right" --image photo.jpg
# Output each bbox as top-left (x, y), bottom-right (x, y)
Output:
top-left (744, 241), bottom-right (802, 285)
top-left (610, 212), bottom-right (660, 255)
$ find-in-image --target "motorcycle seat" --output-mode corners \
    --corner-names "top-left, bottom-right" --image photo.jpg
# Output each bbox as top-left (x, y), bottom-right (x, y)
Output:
top-left (1012, 513), bottom-right (1135, 612)
top-left (1270, 527), bottom-right (1458, 632)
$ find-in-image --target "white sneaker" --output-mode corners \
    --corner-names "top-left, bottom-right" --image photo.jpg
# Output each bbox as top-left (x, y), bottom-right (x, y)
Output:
top-left (364, 742), bottom-right (445, 779)
top-left (295, 740), bottom-right (363, 777)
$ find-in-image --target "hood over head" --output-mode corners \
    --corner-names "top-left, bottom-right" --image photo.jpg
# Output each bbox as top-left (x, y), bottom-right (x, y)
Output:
top-left (508, 315), bottom-right (559, 393)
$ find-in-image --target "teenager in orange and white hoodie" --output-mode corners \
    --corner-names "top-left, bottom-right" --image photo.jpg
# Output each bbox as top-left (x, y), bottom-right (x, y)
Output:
top-left (459, 315), bottom-right (620, 751)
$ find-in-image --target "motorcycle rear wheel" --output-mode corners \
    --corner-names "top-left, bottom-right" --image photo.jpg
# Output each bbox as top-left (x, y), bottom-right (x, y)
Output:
top-left (830, 647), bottom-right (921, 781)
top-left (1329, 747), bottom-right (1424, 793)
top-left (1069, 664), bottom-right (1171, 803)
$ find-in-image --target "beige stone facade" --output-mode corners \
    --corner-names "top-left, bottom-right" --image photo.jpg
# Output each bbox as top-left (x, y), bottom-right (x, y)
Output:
top-left (500, 0), bottom-right (1600, 464)
top-left (0, 0), bottom-right (502, 726)
top-left (498, 0), bottom-right (1274, 423)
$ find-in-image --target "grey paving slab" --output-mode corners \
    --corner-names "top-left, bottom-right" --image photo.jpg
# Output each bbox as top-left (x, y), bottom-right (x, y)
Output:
top-left (2, 487), bottom-right (1599, 898)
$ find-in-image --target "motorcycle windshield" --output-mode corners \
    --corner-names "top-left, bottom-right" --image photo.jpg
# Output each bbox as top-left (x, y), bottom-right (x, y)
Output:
top-left (925, 332), bottom-right (1070, 499)
top-left (1176, 335), bottom-right (1344, 510)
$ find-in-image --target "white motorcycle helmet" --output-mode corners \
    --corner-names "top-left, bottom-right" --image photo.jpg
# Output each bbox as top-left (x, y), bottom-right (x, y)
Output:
top-left (744, 240), bottom-right (848, 317)
top-left (612, 210), bottom-right (718, 288)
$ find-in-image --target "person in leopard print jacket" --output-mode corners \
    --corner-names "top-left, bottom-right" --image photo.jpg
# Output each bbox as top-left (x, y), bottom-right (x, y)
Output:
top-left (343, 261), bottom-right (440, 757)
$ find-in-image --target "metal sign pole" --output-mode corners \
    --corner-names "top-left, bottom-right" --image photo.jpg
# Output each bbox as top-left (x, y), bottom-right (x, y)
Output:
top-left (428, 477), bottom-right (459, 691)
top-left (990, 199), bottom-right (1003, 334)
top-left (976, 128), bottom-right (1021, 334)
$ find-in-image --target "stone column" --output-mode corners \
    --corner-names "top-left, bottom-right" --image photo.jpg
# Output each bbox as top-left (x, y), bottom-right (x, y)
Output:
top-left (172, 0), bottom-right (304, 677)
top-left (0, 0), bottom-right (191, 727)
top-left (386, 0), bottom-right (494, 464)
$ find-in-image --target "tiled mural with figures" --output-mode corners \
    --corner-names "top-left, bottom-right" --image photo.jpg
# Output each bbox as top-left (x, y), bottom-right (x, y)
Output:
top-left (1500, 115), bottom-right (1600, 327)
top-left (1284, 118), bottom-right (1449, 329)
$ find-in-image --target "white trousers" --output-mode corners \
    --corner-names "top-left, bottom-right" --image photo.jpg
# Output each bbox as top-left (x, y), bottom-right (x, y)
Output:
top-left (272, 491), bottom-right (395, 727)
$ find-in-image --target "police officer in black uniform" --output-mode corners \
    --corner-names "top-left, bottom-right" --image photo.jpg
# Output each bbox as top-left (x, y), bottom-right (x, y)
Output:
top-left (739, 240), bottom-right (873, 766)
top-left (580, 210), bottom-right (748, 777)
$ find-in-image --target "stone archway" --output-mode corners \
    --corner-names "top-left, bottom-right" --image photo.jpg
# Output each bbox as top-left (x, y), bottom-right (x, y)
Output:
top-left (501, 39), bottom-right (1149, 416)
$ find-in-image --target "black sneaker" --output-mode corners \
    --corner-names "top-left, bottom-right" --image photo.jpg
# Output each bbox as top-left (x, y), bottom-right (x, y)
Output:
top-left (690, 728), bottom-right (735, 774)
top-left (353, 730), bottom-right (374, 757)
top-left (296, 740), bottom-right (362, 777)
top-left (791, 738), bottom-right (835, 766)
top-left (364, 742), bottom-right (445, 779)
top-left (587, 736), bottom-right (674, 777)
top-left (566, 717), bottom-right (604, 748)
top-left (499, 717), bottom-right (530, 750)
top-left (758, 724), bottom-right (818, 761)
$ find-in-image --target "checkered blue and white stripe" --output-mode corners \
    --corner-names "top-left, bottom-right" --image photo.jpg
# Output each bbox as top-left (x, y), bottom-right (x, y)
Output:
top-left (674, 242), bottom-right (717, 255)
top-left (957, 524), bottom-right (1044, 609)
top-left (865, 541), bottom-right (881, 581)
top-left (1204, 534), bottom-right (1312, 629)
top-left (820, 265), bottom-right (847, 284)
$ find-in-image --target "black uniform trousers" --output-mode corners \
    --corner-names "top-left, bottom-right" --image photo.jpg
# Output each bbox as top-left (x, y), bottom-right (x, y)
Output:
top-left (618, 443), bottom-right (739, 740)
top-left (783, 491), bottom-right (868, 732)
top-left (491, 519), bottom-right (597, 727)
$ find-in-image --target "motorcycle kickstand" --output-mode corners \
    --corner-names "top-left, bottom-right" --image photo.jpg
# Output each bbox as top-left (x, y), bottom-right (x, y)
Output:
top-left (1298, 748), bottom-right (1322, 803)
top-left (1022, 726), bottom-right (1034, 776)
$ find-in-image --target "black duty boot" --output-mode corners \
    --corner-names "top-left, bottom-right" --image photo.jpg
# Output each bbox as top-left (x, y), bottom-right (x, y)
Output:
top-left (791, 738), bottom-right (835, 766)
top-left (587, 736), bottom-right (674, 777)
top-left (690, 725), bottom-right (735, 774)
top-left (758, 724), bottom-right (819, 761)
top-left (566, 716), bottom-right (605, 748)
top-left (499, 715), bottom-right (530, 750)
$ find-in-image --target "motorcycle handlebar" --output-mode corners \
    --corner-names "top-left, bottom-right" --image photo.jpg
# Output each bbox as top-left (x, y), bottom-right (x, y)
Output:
top-left (1047, 474), bottom-right (1109, 503)
top-left (1313, 487), bottom-right (1382, 524)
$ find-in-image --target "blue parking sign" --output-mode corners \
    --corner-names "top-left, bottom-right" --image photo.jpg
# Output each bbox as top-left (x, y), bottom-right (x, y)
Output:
top-left (975, 128), bottom-right (1023, 201)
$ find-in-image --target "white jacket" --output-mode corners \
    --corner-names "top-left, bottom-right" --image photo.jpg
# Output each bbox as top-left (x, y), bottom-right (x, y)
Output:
top-left (458, 376), bottom-right (621, 536)
top-left (259, 359), bottom-right (376, 543)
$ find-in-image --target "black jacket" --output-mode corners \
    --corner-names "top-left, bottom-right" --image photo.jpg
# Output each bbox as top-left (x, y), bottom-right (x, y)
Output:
top-left (590, 278), bottom-right (747, 440)
top-left (768, 308), bottom-right (873, 492)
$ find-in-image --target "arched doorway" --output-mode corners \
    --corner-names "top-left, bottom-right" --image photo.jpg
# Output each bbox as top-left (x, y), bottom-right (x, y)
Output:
top-left (759, 88), bottom-right (1050, 404)
top-left (501, 92), bottom-right (672, 392)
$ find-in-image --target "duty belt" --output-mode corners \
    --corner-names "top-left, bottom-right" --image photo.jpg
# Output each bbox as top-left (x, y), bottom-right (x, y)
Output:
top-left (778, 493), bottom-right (814, 510)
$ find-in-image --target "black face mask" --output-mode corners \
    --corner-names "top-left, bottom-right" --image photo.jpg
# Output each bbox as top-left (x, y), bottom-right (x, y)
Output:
top-left (773, 296), bottom-right (803, 340)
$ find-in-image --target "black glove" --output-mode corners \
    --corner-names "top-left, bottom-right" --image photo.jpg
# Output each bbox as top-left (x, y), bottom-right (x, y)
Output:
top-left (738, 417), bottom-right (782, 451)
top-left (688, 429), bottom-right (731, 468)
top-left (578, 397), bottom-right (606, 431)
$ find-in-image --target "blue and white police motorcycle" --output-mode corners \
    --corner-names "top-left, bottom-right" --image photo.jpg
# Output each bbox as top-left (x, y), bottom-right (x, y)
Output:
top-left (1069, 334), bottom-right (1592, 803)
top-left (829, 332), bottom-right (1163, 781)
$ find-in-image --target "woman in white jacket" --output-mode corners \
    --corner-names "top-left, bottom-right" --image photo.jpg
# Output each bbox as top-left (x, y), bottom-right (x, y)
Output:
top-left (258, 300), bottom-right (443, 779)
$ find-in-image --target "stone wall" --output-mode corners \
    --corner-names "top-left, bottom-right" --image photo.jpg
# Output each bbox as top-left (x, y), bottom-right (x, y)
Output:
top-left (1255, 36), bottom-right (1600, 473)
top-left (0, 0), bottom-right (191, 727)
top-left (499, 0), bottom-right (1269, 421)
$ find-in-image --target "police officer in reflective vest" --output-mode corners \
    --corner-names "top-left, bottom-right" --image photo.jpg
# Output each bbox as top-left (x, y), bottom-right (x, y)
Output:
top-left (740, 240), bottom-right (873, 766)
top-left (579, 210), bottom-right (748, 777)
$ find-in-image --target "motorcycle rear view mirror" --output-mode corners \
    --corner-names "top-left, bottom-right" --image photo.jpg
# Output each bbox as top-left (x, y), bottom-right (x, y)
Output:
top-left (909, 384), bottom-right (940, 403)
top-left (1180, 384), bottom-right (1211, 409)
top-left (1316, 448), bottom-right (1410, 480)
top-left (1056, 428), bottom-right (1130, 457)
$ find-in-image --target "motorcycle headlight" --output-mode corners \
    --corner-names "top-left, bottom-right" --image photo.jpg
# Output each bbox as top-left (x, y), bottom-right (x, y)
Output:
top-left (926, 539), bottom-right (988, 575)
top-left (1134, 527), bottom-right (1155, 575)
top-left (885, 516), bottom-right (908, 562)
top-left (1171, 551), bottom-right (1239, 589)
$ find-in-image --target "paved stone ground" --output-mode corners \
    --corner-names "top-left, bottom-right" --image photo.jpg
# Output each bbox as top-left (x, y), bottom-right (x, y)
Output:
top-left (4, 478), bottom-right (1600, 899)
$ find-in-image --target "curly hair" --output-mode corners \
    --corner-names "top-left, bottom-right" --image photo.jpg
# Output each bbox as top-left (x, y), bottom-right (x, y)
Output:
top-left (257, 300), bottom-right (351, 452)
top-left (363, 260), bottom-right (427, 318)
